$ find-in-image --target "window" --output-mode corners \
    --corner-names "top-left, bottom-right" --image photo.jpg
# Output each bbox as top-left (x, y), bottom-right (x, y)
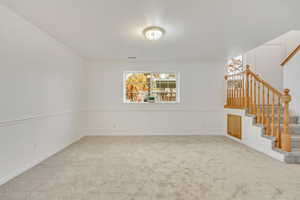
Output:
top-left (227, 55), bottom-right (243, 75)
top-left (226, 55), bottom-right (243, 89)
top-left (123, 72), bottom-right (179, 104)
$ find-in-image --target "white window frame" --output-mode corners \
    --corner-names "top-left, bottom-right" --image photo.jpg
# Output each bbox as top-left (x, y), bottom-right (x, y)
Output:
top-left (123, 71), bottom-right (180, 104)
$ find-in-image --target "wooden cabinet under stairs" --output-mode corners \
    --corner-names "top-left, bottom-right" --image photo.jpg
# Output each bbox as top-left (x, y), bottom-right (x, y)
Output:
top-left (227, 114), bottom-right (242, 139)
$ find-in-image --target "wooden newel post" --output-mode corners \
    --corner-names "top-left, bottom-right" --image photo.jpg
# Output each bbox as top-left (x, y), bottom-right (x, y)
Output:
top-left (281, 89), bottom-right (292, 152)
top-left (245, 65), bottom-right (250, 109)
top-left (225, 75), bottom-right (229, 105)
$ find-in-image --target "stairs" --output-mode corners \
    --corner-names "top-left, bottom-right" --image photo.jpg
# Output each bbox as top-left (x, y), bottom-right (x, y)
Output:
top-left (225, 66), bottom-right (299, 163)
top-left (285, 123), bottom-right (300, 163)
top-left (254, 106), bottom-right (300, 163)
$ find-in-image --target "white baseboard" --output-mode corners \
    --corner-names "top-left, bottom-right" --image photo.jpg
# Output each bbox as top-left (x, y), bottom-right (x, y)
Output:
top-left (226, 134), bottom-right (285, 162)
top-left (0, 135), bottom-right (83, 186)
top-left (84, 129), bottom-right (225, 136)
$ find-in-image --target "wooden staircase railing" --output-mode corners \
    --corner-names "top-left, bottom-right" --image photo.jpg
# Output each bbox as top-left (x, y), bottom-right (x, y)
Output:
top-left (225, 65), bottom-right (292, 152)
top-left (281, 44), bottom-right (300, 66)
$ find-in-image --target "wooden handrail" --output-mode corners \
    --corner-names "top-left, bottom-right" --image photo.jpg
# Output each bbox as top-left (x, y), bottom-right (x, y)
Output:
top-left (247, 70), bottom-right (283, 97)
top-left (225, 65), bottom-right (292, 152)
top-left (281, 44), bottom-right (300, 66)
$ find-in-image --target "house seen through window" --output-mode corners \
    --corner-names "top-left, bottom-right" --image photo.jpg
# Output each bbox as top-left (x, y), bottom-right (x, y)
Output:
top-left (124, 72), bottom-right (179, 103)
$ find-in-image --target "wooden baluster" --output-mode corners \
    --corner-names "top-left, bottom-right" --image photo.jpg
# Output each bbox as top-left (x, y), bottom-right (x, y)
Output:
top-left (227, 79), bottom-right (229, 105)
top-left (257, 82), bottom-right (261, 123)
top-left (231, 78), bottom-right (233, 106)
top-left (267, 89), bottom-right (270, 106)
top-left (230, 78), bottom-right (232, 106)
top-left (271, 92), bottom-right (275, 137)
top-left (237, 75), bottom-right (240, 106)
top-left (237, 75), bottom-right (239, 106)
top-left (238, 75), bottom-right (241, 106)
top-left (240, 74), bottom-right (242, 106)
top-left (229, 78), bottom-right (232, 106)
top-left (225, 75), bottom-right (228, 105)
top-left (252, 77), bottom-right (256, 114)
top-left (262, 85), bottom-right (265, 127)
top-left (249, 76), bottom-right (253, 114)
top-left (235, 75), bottom-right (238, 106)
top-left (231, 76), bottom-right (233, 106)
top-left (281, 89), bottom-right (292, 152)
top-left (230, 76), bottom-right (233, 106)
top-left (265, 88), bottom-right (271, 136)
top-left (253, 78), bottom-right (257, 115)
top-left (241, 73), bottom-right (245, 107)
top-left (233, 75), bottom-right (235, 106)
top-left (232, 75), bottom-right (235, 106)
top-left (229, 76), bottom-right (232, 106)
top-left (245, 66), bottom-right (250, 110)
top-left (227, 81), bottom-right (229, 105)
top-left (232, 75), bottom-right (234, 106)
top-left (277, 97), bottom-right (281, 148)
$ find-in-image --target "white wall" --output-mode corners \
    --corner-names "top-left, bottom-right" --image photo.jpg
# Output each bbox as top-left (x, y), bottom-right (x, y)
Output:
top-left (244, 44), bottom-right (285, 90)
top-left (280, 31), bottom-right (300, 116)
top-left (0, 5), bottom-right (85, 185)
top-left (284, 53), bottom-right (300, 116)
top-left (243, 31), bottom-right (300, 91)
top-left (268, 31), bottom-right (300, 56)
top-left (84, 60), bottom-right (225, 135)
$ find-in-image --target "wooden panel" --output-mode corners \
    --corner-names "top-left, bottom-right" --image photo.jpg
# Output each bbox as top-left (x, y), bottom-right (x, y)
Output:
top-left (227, 114), bottom-right (242, 139)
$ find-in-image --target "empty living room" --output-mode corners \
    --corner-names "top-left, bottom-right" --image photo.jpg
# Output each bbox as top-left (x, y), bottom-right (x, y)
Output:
top-left (1, 0), bottom-right (300, 199)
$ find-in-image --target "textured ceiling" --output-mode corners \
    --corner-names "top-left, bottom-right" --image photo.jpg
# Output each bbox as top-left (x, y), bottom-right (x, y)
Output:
top-left (0, 0), bottom-right (299, 61)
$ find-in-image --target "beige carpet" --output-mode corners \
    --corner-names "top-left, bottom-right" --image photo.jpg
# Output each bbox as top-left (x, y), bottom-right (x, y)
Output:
top-left (1, 136), bottom-right (300, 200)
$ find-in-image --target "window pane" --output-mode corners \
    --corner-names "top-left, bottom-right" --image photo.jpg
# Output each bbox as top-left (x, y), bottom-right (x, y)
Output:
top-left (152, 73), bottom-right (177, 103)
top-left (125, 73), bottom-right (150, 103)
top-left (124, 72), bottom-right (178, 103)
top-left (227, 55), bottom-right (243, 75)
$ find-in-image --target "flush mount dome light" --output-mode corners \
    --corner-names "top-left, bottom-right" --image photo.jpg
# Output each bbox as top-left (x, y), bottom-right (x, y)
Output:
top-left (143, 26), bottom-right (165, 41)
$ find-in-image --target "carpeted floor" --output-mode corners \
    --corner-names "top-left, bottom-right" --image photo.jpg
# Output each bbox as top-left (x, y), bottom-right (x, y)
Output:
top-left (1, 136), bottom-right (300, 200)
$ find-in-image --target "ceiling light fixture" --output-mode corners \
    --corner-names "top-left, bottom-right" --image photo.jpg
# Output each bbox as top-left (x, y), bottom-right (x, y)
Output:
top-left (143, 26), bottom-right (165, 41)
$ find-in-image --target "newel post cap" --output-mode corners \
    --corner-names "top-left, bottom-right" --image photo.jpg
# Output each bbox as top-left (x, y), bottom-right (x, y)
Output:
top-left (282, 89), bottom-right (292, 102)
top-left (245, 65), bottom-right (251, 75)
top-left (284, 88), bottom-right (290, 95)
